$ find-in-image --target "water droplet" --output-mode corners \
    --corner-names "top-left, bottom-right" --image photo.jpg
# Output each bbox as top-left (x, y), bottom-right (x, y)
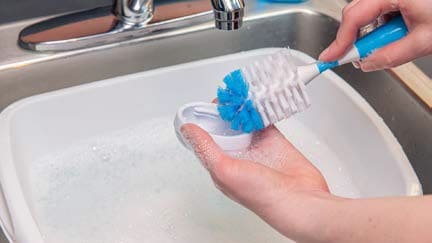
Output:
top-left (101, 154), bottom-right (110, 161)
top-left (145, 209), bottom-right (153, 216)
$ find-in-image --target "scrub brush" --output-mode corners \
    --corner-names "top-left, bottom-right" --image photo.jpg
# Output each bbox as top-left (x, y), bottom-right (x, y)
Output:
top-left (217, 15), bottom-right (408, 133)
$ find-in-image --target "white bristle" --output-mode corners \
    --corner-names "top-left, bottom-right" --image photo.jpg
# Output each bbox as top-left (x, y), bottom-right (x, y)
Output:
top-left (287, 89), bottom-right (299, 113)
top-left (277, 93), bottom-right (290, 118)
top-left (241, 48), bottom-right (311, 127)
top-left (255, 102), bottom-right (270, 126)
top-left (280, 92), bottom-right (292, 115)
top-left (298, 80), bottom-right (311, 108)
top-left (263, 100), bottom-right (277, 122)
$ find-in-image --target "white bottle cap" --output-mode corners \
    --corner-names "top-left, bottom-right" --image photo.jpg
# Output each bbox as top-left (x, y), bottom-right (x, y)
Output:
top-left (174, 102), bottom-right (253, 152)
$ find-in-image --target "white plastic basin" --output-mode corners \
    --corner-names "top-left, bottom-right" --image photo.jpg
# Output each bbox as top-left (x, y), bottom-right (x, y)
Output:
top-left (0, 48), bottom-right (421, 243)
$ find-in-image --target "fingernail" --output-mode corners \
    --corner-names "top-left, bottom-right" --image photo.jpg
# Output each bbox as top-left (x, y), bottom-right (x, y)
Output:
top-left (180, 126), bottom-right (194, 148)
top-left (360, 61), bottom-right (377, 72)
top-left (319, 47), bottom-right (330, 60)
top-left (352, 61), bottom-right (360, 69)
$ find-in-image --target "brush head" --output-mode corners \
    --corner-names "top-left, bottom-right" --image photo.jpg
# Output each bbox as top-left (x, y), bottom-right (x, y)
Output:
top-left (217, 49), bottom-right (311, 133)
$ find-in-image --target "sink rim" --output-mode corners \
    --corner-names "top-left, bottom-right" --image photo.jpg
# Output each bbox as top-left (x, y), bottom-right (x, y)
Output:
top-left (0, 47), bottom-right (422, 243)
top-left (0, 0), bottom-right (346, 72)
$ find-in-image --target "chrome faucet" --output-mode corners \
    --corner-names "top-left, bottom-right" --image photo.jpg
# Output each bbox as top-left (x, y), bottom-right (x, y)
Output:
top-left (114, 0), bottom-right (155, 26)
top-left (19, 0), bottom-right (245, 51)
top-left (211, 0), bottom-right (245, 30)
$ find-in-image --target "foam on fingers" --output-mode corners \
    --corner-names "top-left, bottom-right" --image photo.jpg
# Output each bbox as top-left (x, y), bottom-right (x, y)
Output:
top-left (180, 124), bottom-right (225, 170)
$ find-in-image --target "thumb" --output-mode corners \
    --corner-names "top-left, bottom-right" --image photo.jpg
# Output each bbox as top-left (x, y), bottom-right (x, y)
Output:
top-left (180, 123), bottom-right (226, 170)
top-left (319, 0), bottom-right (400, 61)
top-left (180, 124), bottom-right (327, 242)
top-left (180, 124), bottom-right (288, 210)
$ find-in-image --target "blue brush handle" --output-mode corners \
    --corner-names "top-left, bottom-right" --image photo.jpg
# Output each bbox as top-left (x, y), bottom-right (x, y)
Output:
top-left (317, 15), bottom-right (408, 73)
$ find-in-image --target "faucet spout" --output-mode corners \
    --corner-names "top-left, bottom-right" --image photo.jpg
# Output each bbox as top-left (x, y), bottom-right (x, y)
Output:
top-left (211, 0), bottom-right (245, 30)
top-left (114, 0), bottom-right (154, 25)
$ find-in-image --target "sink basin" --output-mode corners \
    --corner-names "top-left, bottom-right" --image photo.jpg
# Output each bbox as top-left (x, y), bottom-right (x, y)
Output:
top-left (0, 47), bottom-right (421, 243)
top-left (0, 0), bottom-right (431, 242)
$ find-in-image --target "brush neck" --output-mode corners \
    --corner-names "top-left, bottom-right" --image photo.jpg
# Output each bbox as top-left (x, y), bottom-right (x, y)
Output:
top-left (317, 47), bottom-right (360, 73)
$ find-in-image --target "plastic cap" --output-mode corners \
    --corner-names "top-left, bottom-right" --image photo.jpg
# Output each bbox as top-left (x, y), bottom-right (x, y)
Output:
top-left (174, 102), bottom-right (252, 152)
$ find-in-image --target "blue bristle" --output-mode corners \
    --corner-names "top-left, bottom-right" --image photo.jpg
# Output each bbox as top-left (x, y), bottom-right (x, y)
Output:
top-left (230, 70), bottom-right (248, 97)
top-left (237, 108), bottom-right (249, 123)
top-left (239, 112), bottom-right (255, 133)
top-left (217, 69), bottom-right (265, 133)
top-left (236, 108), bottom-right (252, 132)
top-left (217, 104), bottom-right (239, 121)
top-left (231, 114), bottom-right (242, 130)
top-left (242, 119), bottom-right (254, 133)
top-left (245, 100), bottom-right (265, 130)
top-left (223, 70), bottom-right (248, 97)
top-left (217, 88), bottom-right (245, 106)
top-left (223, 74), bottom-right (240, 95)
top-left (229, 96), bottom-right (246, 106)
top-left (217, 87), bottom-right (234, 103)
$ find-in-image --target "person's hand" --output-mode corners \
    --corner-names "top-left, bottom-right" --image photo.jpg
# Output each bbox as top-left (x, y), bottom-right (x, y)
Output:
top-left (319, 0), bottom-right (432, 72)
top-left (180, 123), bottom-right (340, 242)
top-left (180, 123), bottom-right (432, 242)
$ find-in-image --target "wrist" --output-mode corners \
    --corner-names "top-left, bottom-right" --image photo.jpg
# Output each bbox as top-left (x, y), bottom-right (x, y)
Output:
top-left (302, 193), bottom-right (350, 243)
top-left (274, 192), bottom-right (349, 243)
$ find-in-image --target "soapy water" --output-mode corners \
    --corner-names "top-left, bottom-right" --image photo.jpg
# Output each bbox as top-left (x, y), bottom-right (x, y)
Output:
top-left (30, 116), bottom-right (359, 243)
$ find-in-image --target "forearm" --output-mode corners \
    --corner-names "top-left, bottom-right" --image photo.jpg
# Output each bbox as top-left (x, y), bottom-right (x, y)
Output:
top-left (181, 124), bottom-right (432, 242)
top-left (323, 195), bottom-right (432, 242)
top-left (245, 187), bottom-right (432, 243)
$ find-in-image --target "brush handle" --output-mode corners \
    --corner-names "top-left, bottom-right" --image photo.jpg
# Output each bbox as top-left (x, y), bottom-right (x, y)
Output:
top-left (317, 15), bottom-right (408, 73)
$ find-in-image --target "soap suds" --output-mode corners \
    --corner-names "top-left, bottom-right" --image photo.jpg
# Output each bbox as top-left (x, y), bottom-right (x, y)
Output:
top-left (30, 117), bottom-right (290, 243)
top-left (30, 116), bottom-right (359, 243)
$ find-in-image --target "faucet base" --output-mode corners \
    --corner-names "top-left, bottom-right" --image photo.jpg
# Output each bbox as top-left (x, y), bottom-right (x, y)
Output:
top-left (19, 0), bottom-right (213, 52)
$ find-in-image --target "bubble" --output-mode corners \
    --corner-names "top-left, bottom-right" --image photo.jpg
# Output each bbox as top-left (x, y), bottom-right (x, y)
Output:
top-left (29, 116), bottom-right (360, 243)
top-left (100, 154), bottom-right (110, 162)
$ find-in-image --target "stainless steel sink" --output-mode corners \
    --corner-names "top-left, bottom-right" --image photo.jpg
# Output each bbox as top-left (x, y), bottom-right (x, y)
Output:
top-left (0, 0), bottom-right (431, 241)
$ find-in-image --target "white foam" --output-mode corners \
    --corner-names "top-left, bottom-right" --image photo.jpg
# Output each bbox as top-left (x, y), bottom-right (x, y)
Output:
top-left (277, 119), bottom-right (360, 198)
top-left (30, 116), bottom-right (359, 243)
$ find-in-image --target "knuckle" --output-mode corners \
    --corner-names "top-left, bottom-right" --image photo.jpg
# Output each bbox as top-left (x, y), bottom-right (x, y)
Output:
top-left (213, 159), bottom-right (237, 183)
top-left (420, 31), bottom-right (432, 54)
top-left (333, 37), bottom-right (343, 48)
top-left (398, 0), bottom-right (408, 11)
top-left (342, 5), bottom-right (355, 20)
top-left (382, 52), bottom-right (397, 68)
